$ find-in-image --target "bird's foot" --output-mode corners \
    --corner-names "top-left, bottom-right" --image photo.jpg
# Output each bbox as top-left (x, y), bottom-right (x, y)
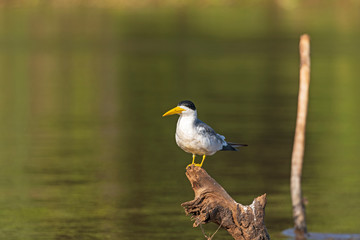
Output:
top-left (186, 163), bottom-right (202, 168)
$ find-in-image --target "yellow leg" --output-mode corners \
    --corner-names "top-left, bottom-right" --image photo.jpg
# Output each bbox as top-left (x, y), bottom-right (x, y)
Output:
top-left (195, 155), bottom-right (206, 168)
top-left (187, 154), bottom-right (196, 168)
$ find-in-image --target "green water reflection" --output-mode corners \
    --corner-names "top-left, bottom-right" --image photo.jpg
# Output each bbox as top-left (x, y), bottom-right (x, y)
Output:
top-left (0, 4), bottom-right (360, 240)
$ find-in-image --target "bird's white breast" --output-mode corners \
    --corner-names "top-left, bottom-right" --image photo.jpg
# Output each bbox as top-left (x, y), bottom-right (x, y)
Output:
top-left (175, 115), bottom-right (222, 156)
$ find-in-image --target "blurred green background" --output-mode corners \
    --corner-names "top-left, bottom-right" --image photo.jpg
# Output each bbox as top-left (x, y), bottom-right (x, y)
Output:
top-left (0, 1), bottom-right (360, 239)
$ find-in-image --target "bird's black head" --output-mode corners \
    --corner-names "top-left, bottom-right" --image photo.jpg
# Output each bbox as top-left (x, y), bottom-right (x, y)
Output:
top-left (178, 100), bottom-right (196, 111)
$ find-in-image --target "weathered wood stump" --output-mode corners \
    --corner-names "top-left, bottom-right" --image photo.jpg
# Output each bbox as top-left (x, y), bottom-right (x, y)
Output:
top-left (181, 165), bottom-right (270, 240)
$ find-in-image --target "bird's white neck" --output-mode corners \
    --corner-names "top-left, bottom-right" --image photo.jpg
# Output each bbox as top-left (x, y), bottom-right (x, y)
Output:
top-left (176, 110), bottom-right (197, 132)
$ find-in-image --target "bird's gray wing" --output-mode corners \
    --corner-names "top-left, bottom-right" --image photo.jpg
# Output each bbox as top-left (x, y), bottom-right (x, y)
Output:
top-left (195, 119), bottom-right (225, 142)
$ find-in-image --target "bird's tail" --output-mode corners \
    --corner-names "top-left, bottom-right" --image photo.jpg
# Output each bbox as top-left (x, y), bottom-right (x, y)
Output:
top-left (221, 142), bottom-right (248, 151)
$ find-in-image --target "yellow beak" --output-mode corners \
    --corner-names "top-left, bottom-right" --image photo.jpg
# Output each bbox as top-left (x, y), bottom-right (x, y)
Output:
top-left (162, 106), bottom-right (185, 117)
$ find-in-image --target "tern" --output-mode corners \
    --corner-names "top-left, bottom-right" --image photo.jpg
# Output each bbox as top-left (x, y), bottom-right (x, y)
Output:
top-left (162, 100), bottom-right (247, 167)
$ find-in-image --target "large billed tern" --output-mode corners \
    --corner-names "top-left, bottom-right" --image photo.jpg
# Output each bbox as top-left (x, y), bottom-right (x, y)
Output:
top-left (162, 100), bottom-right (247, 167)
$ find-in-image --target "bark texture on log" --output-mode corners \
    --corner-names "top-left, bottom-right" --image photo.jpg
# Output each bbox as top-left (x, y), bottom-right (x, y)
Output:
top-left (181, 165), bottom-right (270, 240)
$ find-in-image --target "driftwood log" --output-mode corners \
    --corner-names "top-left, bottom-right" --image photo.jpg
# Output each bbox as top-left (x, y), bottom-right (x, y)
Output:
top-left (181, 165), bottom-right (270, 240)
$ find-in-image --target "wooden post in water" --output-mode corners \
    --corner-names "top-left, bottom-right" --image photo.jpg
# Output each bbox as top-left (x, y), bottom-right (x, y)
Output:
top-left (290, 34), bottom-right (310, 237)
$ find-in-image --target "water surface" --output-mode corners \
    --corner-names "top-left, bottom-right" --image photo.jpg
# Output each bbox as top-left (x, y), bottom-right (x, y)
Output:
top-left (0, 4), bottom-right (360, 240)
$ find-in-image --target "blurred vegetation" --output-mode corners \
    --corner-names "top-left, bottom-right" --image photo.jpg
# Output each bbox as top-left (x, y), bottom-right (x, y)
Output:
top-left (0, 0), bottom-right (359, 10)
